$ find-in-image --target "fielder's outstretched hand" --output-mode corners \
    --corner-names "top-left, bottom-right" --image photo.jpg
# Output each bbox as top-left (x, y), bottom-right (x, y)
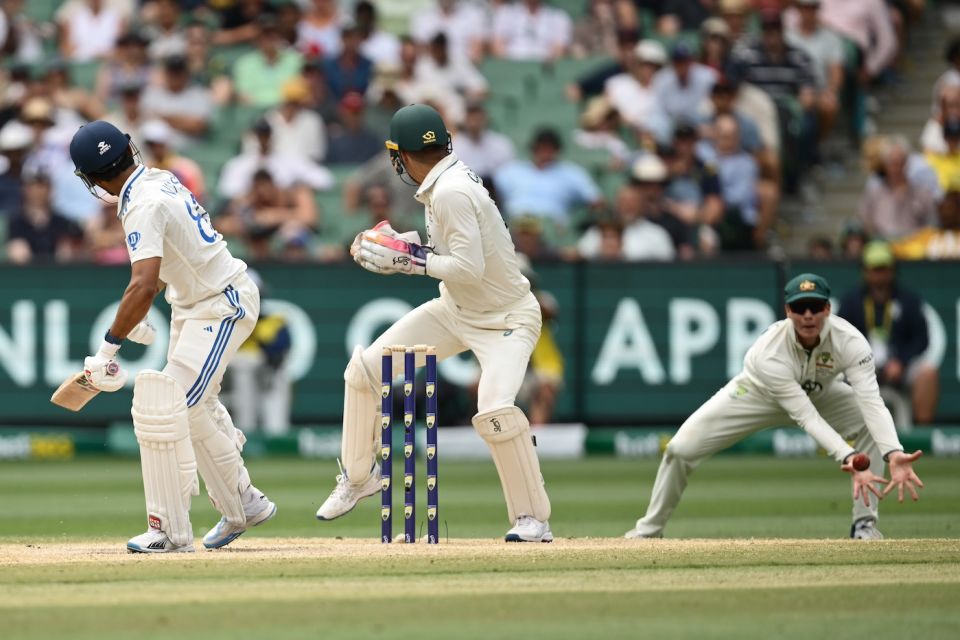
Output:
top-left (883, 450), bottom-right (924, 502)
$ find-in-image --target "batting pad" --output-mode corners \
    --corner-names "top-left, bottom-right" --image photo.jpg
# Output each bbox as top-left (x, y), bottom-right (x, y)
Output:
top-left (341, 346), bottom-right (380, 484)
top-left (132, 371), bottom-right (199, 547)
top-left (473, 406), bottom-right (551, 523)
top-left (189, 398), bottom-right (248, 526)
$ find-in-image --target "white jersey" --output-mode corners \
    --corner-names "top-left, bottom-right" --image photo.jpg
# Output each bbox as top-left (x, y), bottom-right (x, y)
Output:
top-left (415, 152), bottom-right (531, 312)
top-left (118, 166), bottom-right (245, 308)
top-left (737, 314), bottom-right (903, 456)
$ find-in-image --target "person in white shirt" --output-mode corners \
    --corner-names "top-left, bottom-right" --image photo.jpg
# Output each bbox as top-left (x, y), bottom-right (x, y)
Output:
top-left (625, 273), bottom-right (925, 541)
top-left (491, 0), bottom-right (572, 62)
top-left (243, 77), bottom-right (327, 163)
top-left (451, 102), bottom-right (514, 183)
top-left (316, 104), bottom-right (554, 543)
top-left (410, 0), bottom-right (489, 63)
top-left (579, 182), bottom-right (675, 262)
top-left (415, 33), bottom-right (489, 101)
top-left (604, 40), bottom-right (671, 144)
top-left (355, 0), bottom-right (401, 67)
top-left (68, 120), bottom-right (276, 553)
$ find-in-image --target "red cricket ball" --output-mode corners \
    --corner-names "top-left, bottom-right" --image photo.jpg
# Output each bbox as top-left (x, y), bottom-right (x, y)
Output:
top-left (851, 453), bottom-right (870, 471)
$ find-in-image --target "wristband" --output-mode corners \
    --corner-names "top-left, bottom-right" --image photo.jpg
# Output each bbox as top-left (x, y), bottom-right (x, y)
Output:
top-left (104, 330), bottom-right (124, 346)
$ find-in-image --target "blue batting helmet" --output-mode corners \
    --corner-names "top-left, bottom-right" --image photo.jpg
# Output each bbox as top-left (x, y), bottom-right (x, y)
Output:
top-left (69, 120), bottom-right (138, 196)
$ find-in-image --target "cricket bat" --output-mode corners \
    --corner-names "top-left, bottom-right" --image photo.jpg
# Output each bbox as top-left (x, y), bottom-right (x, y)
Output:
top-left (50, 371), bottom-right (105, 412)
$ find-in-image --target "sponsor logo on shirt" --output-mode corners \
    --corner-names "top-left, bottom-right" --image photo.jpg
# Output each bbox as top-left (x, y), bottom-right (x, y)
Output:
top-left (858, 353), bottom-right (874, 367)
top-left (127, 231), bottom-right (141, 251)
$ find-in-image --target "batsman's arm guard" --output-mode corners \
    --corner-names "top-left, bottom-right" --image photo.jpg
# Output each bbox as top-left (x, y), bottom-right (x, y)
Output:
top-left (473, 406), bottom-right (551, 523)
top-left (132, 371), bottom-right (199, 546)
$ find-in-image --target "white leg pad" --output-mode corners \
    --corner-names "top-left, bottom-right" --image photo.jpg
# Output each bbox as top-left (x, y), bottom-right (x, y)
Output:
top-left (341, 345), bottom-right (380, 484)
top-left (132, 370), bottom-right (199, 547)
top-left (473, 406), bottom-right (551, 522)
top-left (188, 397), bottom-right (248, 525)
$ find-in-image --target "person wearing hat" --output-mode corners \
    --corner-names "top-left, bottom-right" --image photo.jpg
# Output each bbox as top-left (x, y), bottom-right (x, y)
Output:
top-left (651, 41), bottom-right (719, 126)
top-left (317, 104), bottom-right (555, 542)
top-left (67, 120), bottom-right (277, 553)
top-left (604, 39), bottom-right (671, 141)
top-left (924, 118), bottom-right (960, 191)
top-left (626, 272), bottom-right (925, 541)
top-left (837, 242), bottom-right (939, 424)
top-left (252, 77), bottom-right (327, 163)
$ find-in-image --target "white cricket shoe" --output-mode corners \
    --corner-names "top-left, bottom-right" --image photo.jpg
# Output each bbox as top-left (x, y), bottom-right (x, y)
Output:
top-left (624, 527), bottom-right (664, 539)
top-left (850, 517), bottom-right (884, 540)
top-left (315, 461), bottom-right (382, 521)
top-left (127, 529), bottom-right (195, 554)
top-left (202, 487), bottom-right (277, 549)
top-left (505, 516), bottom-right (554, 542)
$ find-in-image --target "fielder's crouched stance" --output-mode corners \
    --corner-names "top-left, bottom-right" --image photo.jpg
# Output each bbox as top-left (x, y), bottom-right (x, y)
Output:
top-left (626, 274), bottom-right (924, 540)
top-left (70, 121), bottom-right (276, 553)
top-left (315, 104), bottom-right (552, 542)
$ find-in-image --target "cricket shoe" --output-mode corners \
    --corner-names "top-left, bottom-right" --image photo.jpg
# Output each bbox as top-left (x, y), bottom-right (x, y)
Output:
top-left (316, 461), bottom-right (382, 521)
top-left (127, 529), bottom-right (195, 554)
top-left (202, 487), bottom-right (277, 549)
top-left (505, 516), bottom-right (553, 542)
top-left (623, 526), bottom-right (664, 539)
top-left (850, 517), bottom-right (884, 540)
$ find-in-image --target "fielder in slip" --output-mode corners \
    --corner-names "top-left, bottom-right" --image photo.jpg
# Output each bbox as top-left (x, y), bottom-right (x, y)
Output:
top-left (68, 121), bottom-right (275, 553)
top-left (316, 104), bottom-right (553, 542)
top-left (625, 273), bottom-right (924, 541)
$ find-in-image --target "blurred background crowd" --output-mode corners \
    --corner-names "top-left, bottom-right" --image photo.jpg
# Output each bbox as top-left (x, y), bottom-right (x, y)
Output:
top-left (0, 0), bottom-right (958, 266)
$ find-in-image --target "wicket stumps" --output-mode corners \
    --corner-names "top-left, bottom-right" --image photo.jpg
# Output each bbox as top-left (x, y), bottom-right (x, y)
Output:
top-left (381, 345), bottom-right (439, 544)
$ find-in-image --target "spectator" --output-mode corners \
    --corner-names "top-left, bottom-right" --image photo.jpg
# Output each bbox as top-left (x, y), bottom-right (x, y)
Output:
top-left (0, 0), bottom-right (44, 64)
top-left (322, 23), bottom-right (373, 100)
top-left (892, 189), bottom-right (960, 261)
top-left (658, 0), bottom-right (712, 35)
top-left (145, 0), bottom-right (186, 62)
top-left (815, 0), bottom-right (897, 83)
top-left (355, 0), bottom-right (400, 67)
top-left (511, 216), bottom-right (562, 261)
top-left (626, 154), bottom-right (694, 259)
top-left (219, 168), bottom-right (317, 261)
top-left (301, 59), bottom-right (341, 125)
top-left (411, 0), bottom-right (490, 63)
top-left (493, 127), bottom-right (603, 228)
top-left (578, 183), bottom-right (675, 261)
top-left (141, 55), bottom-right (213, 149)
top-left (571, 0), bottom-right (639, 58)
top-left (297, 0), bottom-right (342, 59)
top-left (210, 0), bottom-right (265, 47)
top-left (839, 223), bottom-right (869, 261)
top-left (662, 122), bottom-right (724, 232)
top-left (925, 118), bottom-right (960, 191)
top-left (56, 0), bottom-right (127, 62)
top-left (94, 30), bottom-right (152, 107)
top-left (703, 76), bottom-right (764, 155)
top-left (931, 37), bottom-right (960, 116)
top-left (785, 0), bottom-right (844, 141)
top-left (837, 241), bottom-right (939, 424)
top-left (218, 117), bottom-right (334, 201)
top-left (491, 0), bottom-right (573, 62)
top-left (245, 77), bottom-right (327, 163)
top-left (454, 102), bottom-right (515, 188)
top-left (807, 235), bottom-right (834, 260)
top-left (104, 79), bottom-right (148, 151)
top-left (84, 199), bottom-right (128, 265)
top-left (566, 30), bottom-right (639, 102)
top-left (699, 17), bottom-right (733, 73)
top-left (717, 0), bottom-right (754, 46)
top-left (234, 15), bottom-right (304, 108)
top-left (0, 120), bottom-right (32, 220)
top-left (141, 119), bottom-right (207, 203)
top-left (6, 169), bottom-right (83, 264)
top-left (700, 113), bottom-right (776, 251)
top-left (860, 136), bottom-right (938, 239)
top-left (922, 85), bottom-right (960, 155)
top-left (573, 96), bottom-right (630, 171)
top-left (652, 43), bottom-right (718, 127)
top-left (275, 0), bottom-right (303, 47)
top-left (44, 59), bottom-right (105, 123)
top-left (416, 33), bottom-right (488, 102)
top-left (183, 19), bottom-right (232, 104)
top-left (341, 152), bottom-right (421, 232)
top-left (325, 92), bottom-right (382, 165)
top-left (385, 38), bottom-right (466, 126)
top-left (604, 39), bottom-right (671, 144)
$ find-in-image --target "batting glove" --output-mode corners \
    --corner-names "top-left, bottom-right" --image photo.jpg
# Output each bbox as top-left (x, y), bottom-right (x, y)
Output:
top-left (83, 341), bottom-right (127, 392)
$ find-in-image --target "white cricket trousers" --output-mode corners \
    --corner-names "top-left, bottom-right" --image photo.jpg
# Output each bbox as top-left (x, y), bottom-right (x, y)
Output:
top-left (362, 291), bottom-right (542, 413)
top-left (631, 377), bottom-right (885, 537)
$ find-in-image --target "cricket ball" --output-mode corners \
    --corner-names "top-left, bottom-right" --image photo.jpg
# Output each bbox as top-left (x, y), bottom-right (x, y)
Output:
top-left (851, 452), bottom-right (870, 471)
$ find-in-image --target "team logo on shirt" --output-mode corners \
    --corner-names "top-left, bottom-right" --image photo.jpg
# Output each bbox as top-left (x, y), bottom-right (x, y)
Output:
top-left (127, 231), bottom-right (141, 251)
top-left (816, 352), bottom-right (834, 369)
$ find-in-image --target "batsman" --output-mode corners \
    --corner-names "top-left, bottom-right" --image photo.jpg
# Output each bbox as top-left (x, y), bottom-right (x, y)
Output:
top-left (315, 104), bottom-right (553, 542)
top-left (626, 273), bottom-right (924, 540)
top-left (69, 121), bottom-right (276, 552)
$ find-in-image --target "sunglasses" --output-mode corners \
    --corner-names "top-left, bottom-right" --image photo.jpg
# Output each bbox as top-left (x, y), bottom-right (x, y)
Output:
top-left (788, 299), bottom-right (827, 315)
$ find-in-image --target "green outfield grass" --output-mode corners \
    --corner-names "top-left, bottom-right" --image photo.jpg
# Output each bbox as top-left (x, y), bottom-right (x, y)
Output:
top-left (1, 456), bottom-right (958, 639)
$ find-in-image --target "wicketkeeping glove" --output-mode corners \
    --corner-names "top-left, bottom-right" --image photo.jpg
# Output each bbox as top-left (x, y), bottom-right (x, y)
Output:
top-left (352, 221), bottom-right (431, 275)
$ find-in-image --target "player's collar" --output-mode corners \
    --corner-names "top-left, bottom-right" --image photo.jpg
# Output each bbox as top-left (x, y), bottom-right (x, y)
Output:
top-left (415, 152), bottom-right (459, 201)
top-left (117, 164), bottom-right (147, 218)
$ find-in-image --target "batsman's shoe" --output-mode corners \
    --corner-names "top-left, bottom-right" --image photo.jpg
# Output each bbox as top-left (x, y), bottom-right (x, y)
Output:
top-left (202, 488), bottom-right (277, 549)
top-left (505, 516), bottom-right (554, 543)
top-left (623, 527), bottom-right (664, 539)
top-left (127, 529), bottom-right (195, 554)
top-left (850, 517), bottom-right (884, 540)
top-left (315, 461), bottom-right (381, 521)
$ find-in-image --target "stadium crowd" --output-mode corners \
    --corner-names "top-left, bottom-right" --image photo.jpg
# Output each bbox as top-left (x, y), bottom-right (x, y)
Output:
top-left (0, 0), bottom-right (954, 264)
